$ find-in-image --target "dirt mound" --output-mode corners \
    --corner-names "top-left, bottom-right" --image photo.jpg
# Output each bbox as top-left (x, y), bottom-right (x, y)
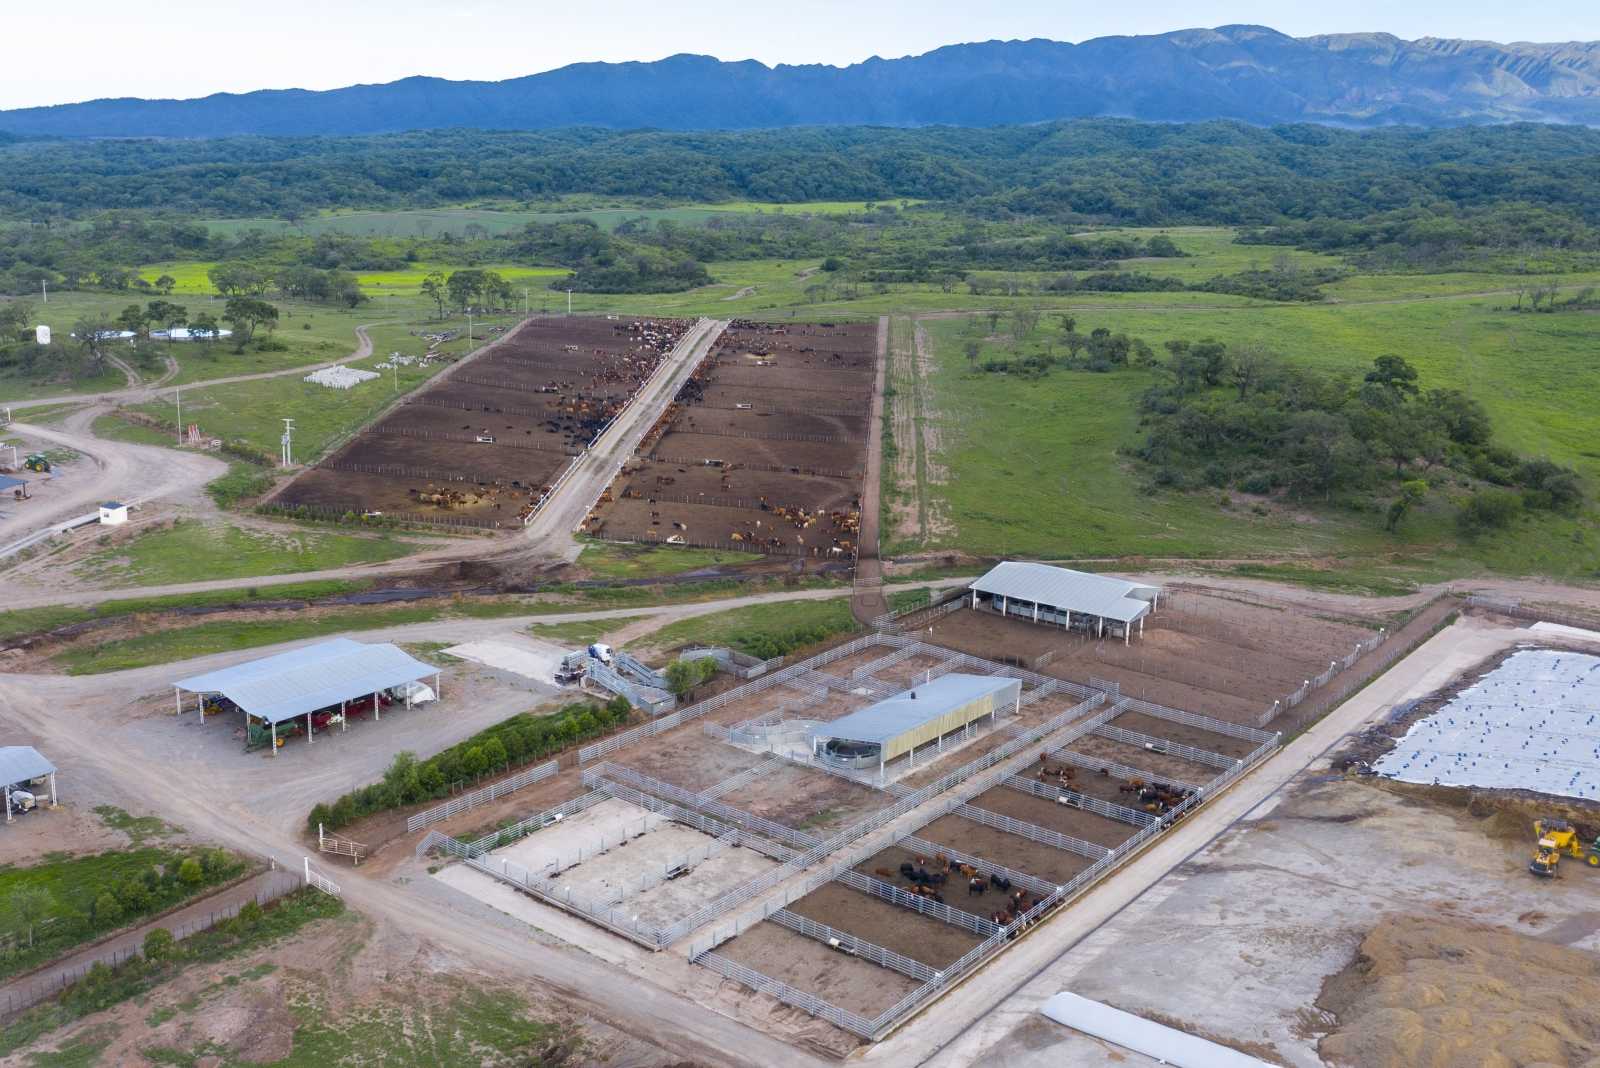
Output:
top-left (1318, 913), bottom-right (1600, 1068)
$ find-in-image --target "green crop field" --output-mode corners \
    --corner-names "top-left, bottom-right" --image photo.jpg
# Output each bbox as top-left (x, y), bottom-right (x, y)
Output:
top-left (135, 260), bottom-right (570, 296)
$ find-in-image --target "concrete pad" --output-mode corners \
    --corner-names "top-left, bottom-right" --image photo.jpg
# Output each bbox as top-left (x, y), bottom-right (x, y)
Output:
top-left (489, 796), bottom-right (667, 877)
top-left (626, 846), bottom-right (781, 928)
top-left (446, 636), bottom-right (569, 685)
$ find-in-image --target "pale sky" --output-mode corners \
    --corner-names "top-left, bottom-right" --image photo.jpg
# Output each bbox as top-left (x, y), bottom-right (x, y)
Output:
top-left (5, 0), bottom-right (1598, 110)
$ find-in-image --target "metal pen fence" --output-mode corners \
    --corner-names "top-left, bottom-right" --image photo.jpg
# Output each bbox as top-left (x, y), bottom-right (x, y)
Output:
top-left (583, 764), bottom-right (821, 850)
top-left (404, 760), bottom-right (559, 833)
top-left (1043, 748), bottom-right (1202, 793)
top-left (769, 909), bottom-right (939, 983)
top-left (0, 871), bottom-right (303, 1024)
top-left (836, 869), bottom-right (1001, 937)
top-left (896, 834), bottom-right (1057, 899)
top-left (951, 803), bottom-right (1111, 861)
top-left (1089, 724), bottom-right (1239, 771)
top-left (647, 453), bottom-right (861, 480)
top-left (694, 951), bottom-right (877, 1038)
top-left (1000, 775), bottom-right (1156, 828)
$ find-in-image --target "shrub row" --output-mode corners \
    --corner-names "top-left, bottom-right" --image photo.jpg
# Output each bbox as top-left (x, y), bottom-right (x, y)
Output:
top-left (306, 697), bottom-right (633, 833)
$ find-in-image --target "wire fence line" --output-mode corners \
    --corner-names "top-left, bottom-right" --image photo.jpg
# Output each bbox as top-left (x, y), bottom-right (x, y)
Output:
top-left (0, 871), bottom-right (303, 1024)
top-left (1043, 747), bottom-right (1203, 793)
top-left (404, 760), bottom-right (559, 833)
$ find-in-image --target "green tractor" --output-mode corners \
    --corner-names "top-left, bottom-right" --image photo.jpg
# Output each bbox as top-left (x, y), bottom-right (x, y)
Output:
top-left (22, 453), bottom-right (49, 473)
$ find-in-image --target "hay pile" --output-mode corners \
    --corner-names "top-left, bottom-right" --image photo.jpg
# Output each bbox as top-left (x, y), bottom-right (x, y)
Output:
top-left (1318, 914), bottom-right (1600, 1068)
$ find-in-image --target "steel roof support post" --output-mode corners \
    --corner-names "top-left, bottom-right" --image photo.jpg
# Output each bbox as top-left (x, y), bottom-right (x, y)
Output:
top-left (48, 771), bottom-right (56, 808)
top-left (270, 719), bottom-right (277, 757)
top-left (175, 687), bottom-right (181, 719)
top-left (4, 783), bottom-right (11, 824)
top-left (435, 671), bottom-right (442, 701)
top-left (306, 712), bottom-right (313, 745)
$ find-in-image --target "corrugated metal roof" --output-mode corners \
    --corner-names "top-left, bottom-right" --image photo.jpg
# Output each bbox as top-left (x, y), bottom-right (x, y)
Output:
top-left (175, 639), bottom-right (438, 725)
top-left (812, 674), bottom-right (1019, 745)
top-left (0, 474), bottom-right (27, 491)
top-left (1040, 991), bottom-right (1275, 1067)
top-left (971, 562), bottom-right (1159, 623)
top-left (0, 746), bottom-right (55, 785)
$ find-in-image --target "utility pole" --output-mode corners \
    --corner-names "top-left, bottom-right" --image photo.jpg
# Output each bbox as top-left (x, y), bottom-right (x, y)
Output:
top-left (523, 288), bottom-right (529, 319)
top-left (467, 311), bottom-right (473, 343)
top-left (41, 279), bottom-right (47, 304)
top-left (280, 418), bottom-right (295, 468)
top-left (175, 389), bottom-right (182, 445)
top-left (566, 289), bottom-right (573, 316)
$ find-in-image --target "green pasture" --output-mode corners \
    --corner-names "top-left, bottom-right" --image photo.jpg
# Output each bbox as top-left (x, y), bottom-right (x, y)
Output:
top-left (575, 539), bottom-right (759, 580)
top-left (72, 518), bottom-right (420, 588)
top-left (910, 293), bottom-right (1600, 579)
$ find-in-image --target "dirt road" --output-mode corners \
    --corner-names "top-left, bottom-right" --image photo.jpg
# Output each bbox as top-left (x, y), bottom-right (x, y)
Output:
top-left (851, 315), bottom-right (890, 625)
top-left (0, 406), bottom-right (227, 557)
top-left (5, 323), bottom-right (382, 412)
top-left (517, 317), bottom-right (727, 563)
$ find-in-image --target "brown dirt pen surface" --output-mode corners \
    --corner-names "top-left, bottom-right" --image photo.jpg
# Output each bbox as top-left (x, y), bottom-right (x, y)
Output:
top-left (586, 319), bottom-right (875, 559)
top-left (919, 591), bottom-right (1377, 727)
top-left (852, 845), bottom-right (1019, 925)
top-left (1109, 710), bottom-right (1260, 760)
top-left (786, 882), bottom-right (982, 968)
top-left (1060, 733), bottom-right (1220, 784)
top-left (1014, 757), bottom-right (1157, 806)
top-left (915, 814), bottom-right (1096, 886)
top-left (278, 315), bottom-right (691, 526)
top-left (716, 921), bottom-right (922, 1018)
top-left (613, 736), bottom-right (769, 792)
top-left (1316, 913), bottom-right (1600, 1068)
top-left (966, 785), bottom-right (1140, 849)
top-left (718, 764), bottom-right (898, 835)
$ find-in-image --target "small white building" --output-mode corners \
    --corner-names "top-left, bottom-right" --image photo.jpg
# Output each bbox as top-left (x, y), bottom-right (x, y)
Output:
top-left (98, 501), bottom-right (129, 526)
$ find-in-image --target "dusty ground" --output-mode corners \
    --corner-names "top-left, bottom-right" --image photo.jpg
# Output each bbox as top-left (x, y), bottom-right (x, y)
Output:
top-left (1317, 912), bottom-right (1600, 1068)
top-left (922, 591), bottom-right (1379, 726)
top-left (718, 763), bottom-right (897, 836)
top-left (914, 814), bottom-right (1096, 886)
top-left (785, 882), bottom-right (982, 969)
top-left (1060, 732), bottom-right (1222, 785)
top-left (716, 921), bottom-right (921, 1018)
top-left (966, 784), bottom-right (1141, 850)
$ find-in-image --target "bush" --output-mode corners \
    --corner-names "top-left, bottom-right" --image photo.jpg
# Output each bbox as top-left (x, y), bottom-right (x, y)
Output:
top-left (93, 892), bottom-right (122, 925)
top-left (142, 927), bottom-right (175, 961)
top-left (1458, 489), bottom-right (1522, 536)
top-left (177, 858), bottom-right (204, 887)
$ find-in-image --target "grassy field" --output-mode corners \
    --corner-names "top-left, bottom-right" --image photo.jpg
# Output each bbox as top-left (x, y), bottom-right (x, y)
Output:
top-left (0, 580), bottom-right (373, 642)
top-left (525, 616), bottom-right (646, 647)
top-left (71, 519), bottom-right (421, 588)
top-left (129, 312), bottom-right (519, 461)
top-left (629, 595), bottom-right (858, 658)
top-left (901, 268), bottom-right (1600, 579)
top-left (47, 575), bottom-right (844, 673)
top-left (574, 539), bottom-right (757, 579)
top-left (0, 815), bottom-right (245, 983)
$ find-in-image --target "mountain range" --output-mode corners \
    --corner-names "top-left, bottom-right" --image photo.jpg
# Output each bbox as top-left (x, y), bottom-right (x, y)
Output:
top-left (4, 24), bottom-right (1600, 138)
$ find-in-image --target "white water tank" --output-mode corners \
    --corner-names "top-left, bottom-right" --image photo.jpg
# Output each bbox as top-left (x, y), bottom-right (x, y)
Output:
top-left (35, 325), bottom-right (50, 345)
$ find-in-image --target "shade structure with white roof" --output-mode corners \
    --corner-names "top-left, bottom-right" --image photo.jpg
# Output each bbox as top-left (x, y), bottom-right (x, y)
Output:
top-left (174, 638), bottom-right (442, 755)
top-left (809, 673), bottom-right (1021, 778)
top-left (968, 561), bottom-right (1162, 643)
top-left (1, 745), bottom-right (58, 822)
